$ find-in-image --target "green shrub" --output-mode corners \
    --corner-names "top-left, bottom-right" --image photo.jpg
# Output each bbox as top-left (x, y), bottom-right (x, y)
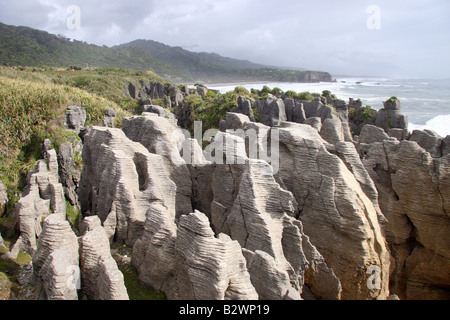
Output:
top-left (297, 92), bottom-right (314, 101)
top-left (261, 85), bottom-right (272, 94)
top-left (66, 200), bottom-right (81, 230)
top-left (388, 96), bottom-right (398, 103)
top-left (271, 87), bottom-right (283, 96)
top-left (360, 105), bottom-right (375, 120)
top-left (234, 86), bottom-right (250, 96)
top-left (284, 90), bottom-right (297, 99)
top-left (0, 71), bottom-right (128, 202)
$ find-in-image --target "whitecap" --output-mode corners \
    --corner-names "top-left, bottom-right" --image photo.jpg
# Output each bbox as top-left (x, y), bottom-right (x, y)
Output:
top-left (409, 114), bottom-right (450, 137)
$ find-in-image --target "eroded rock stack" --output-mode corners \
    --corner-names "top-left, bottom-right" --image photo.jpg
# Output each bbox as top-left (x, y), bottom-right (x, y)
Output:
top-left (79, 216), bottom-right (129, 300)
top-left (358, 134), bottom-right (450, 299)
top-left (78, 126), bottom-right (176, 245)
top-left (10, 149), bottom-right (66, 257)
top-left (124, 112), bottom-right (342, 300)
top-left (32, 214), bottom-right (79, 300)
top-left (9, 89), bottom-right (448, 301)
top-left (175, 211), bottom-right (258, 300)
top-left (122, 114), bottom-right (193, 219)
top-left (218, 115), bottom-right (390, 300)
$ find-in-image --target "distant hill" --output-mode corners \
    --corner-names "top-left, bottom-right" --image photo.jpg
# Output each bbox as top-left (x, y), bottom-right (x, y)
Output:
top-left (0, 22), bottom-right (332, 84)
top-left (0, 22), bottom-right (189, 82)
top-left (117, 39), bottom-right (323, 83)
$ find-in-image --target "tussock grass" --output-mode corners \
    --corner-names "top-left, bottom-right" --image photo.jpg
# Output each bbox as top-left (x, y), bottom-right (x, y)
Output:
top-left (0, 67), bottom-right (131, 200)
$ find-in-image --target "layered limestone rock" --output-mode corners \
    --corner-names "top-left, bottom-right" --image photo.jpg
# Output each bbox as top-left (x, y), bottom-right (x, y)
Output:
top-left (210, 149), bottom-right (301, 299)
top-left (409, 129), bottom-right (443, 158)
top-left (143, 104), bottom-right (177, 124)
top-left (206, 130), bottom-right (341, 300)
top-left (58, 142), bottom-right (82, 210)
top-left (231, 96), bottom-right (256, 122)
top-left (131, 204), bottom-right (258, 299)
top-left (122, 114), bottom-right (193, 219)
top-left (359, 138), bottom-right (450, 299)
top-left (78, 126), bottom-right (176, 245)
top-left (66, 106), bottom-right (86, 132)
top-left (358, 124), bottom-right (391, 145)
top-left (79, 216), bottom-right (129, 300)
top-left (276, 122), bottom-right (390, 300)
top-left (254, 96), bottom-right (287, 127)
top-left (10, 149), bottom-right (66, 257)
top-left (131, 202), bottom-right (178, 297)
top-left (319, 118), bottom-right (348, 145)
top-left (375, 98), bottom-right (408, 132)
top-left (302, 98), bottom-right (334, 122)
top-left (284, 98), bottom-right (306, 124)
top-left (175, 211), bottom-right (258, 300)
top-left (128, 117), bottom-right (339, 300)
top-left (32, 214), bottom-right (79, 300)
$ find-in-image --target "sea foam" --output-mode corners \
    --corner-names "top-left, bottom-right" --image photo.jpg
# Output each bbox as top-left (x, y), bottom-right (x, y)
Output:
top-left (409, 114), bottom-right (450, 137)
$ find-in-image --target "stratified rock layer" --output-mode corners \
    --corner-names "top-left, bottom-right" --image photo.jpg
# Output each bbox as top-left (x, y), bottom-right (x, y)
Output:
top-left (10, 150), bottom-right (66, 257)
top-left (79, 216), bottom-right (129, 300)
top-left (359, 138), bottom-right (450, 299)
top-left (32, 214), bottom-right (79, 300)
top-left (122, 114), bottom-right (193, 219)
top-left (276, 122), bottom-right (391, 300)
top-left (78, 126), bottom-right (176, 245)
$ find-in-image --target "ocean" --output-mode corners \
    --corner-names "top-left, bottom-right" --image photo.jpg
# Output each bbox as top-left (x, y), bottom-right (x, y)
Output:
top-left (208, 77), bottom-right (450, 137)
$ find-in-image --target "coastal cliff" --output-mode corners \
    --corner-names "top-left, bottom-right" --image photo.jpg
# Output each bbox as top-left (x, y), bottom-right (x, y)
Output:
top-left (1, 79), bottom-right (449, 300)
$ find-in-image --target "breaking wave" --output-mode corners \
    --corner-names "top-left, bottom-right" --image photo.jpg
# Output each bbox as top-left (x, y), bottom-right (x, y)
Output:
top-left (409, 114), bottom-right (450, 137)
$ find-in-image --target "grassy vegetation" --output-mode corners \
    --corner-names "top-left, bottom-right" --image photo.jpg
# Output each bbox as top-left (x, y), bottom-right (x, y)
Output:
top-left (66, 200), bottom-right (81, 231)
top-left (388, 96), bottom-right (398, 103)
top-left (111, 243), bottom-right (166, 300)
top-left (0, 238), bottom-right (33, 300)
top-left (360, 105), bottom-right (375, 120)
top-left (0, 22), bottom-right (189, 82)
top-left (0, 66), bottom-right (135, 202)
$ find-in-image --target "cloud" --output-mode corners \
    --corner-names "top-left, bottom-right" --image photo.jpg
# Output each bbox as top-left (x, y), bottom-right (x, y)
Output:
top-left (0, 0), bottom-right (449, 77)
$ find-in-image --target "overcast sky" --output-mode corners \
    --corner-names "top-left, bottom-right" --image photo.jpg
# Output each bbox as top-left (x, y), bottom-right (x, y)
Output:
top-left (1, 0), bottom-right (449, 78)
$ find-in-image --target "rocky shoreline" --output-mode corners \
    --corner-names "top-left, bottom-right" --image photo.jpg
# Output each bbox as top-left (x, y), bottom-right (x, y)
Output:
top-left (0, 85), bottom-right (449, 300)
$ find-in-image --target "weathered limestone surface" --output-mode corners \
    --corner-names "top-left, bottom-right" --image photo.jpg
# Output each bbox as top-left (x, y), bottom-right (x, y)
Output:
top-left (10, 150), bottom-right (66, 257)
top-left (255, 96), bottom-right (287, 127)
top-left (78, 126), bottom-right (176, 245)
top-left (409, 129), bottom-right (443, 158)
top-left (131, 202), bottom-right (178, 297)
top-left (175, 211), bottom-right (258, 300)
top-left (58, 142), bottom-right (82, 210)
top-left (232, 96), bottom-right (256, 122)
top-left (122, 114), bottom-right (193, 219)
top-left (32, 214), bottom-right (79, 300)
top-left (79, 216), bottom-right (129, 300)
top-left (319, 118), bottom-right (346, 145)
top-left (143, 104), bottom-right (177, 124)
top-left (131, 203), bottom-right (258, 300)
top-left (276, 122), bottom-right (390, 300)
top-left (284, 98), bottom-right (306, 124)
top-left (375, 99), bottom-right (408, 132)
top-left (66, 106), bottom-right (86, 132)
top-left (206, 130), bottom-right (341, 300)
top-left (359, 139), bottom-right (450, 299)
top-left (358, 124), bottom-right (391, 145)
